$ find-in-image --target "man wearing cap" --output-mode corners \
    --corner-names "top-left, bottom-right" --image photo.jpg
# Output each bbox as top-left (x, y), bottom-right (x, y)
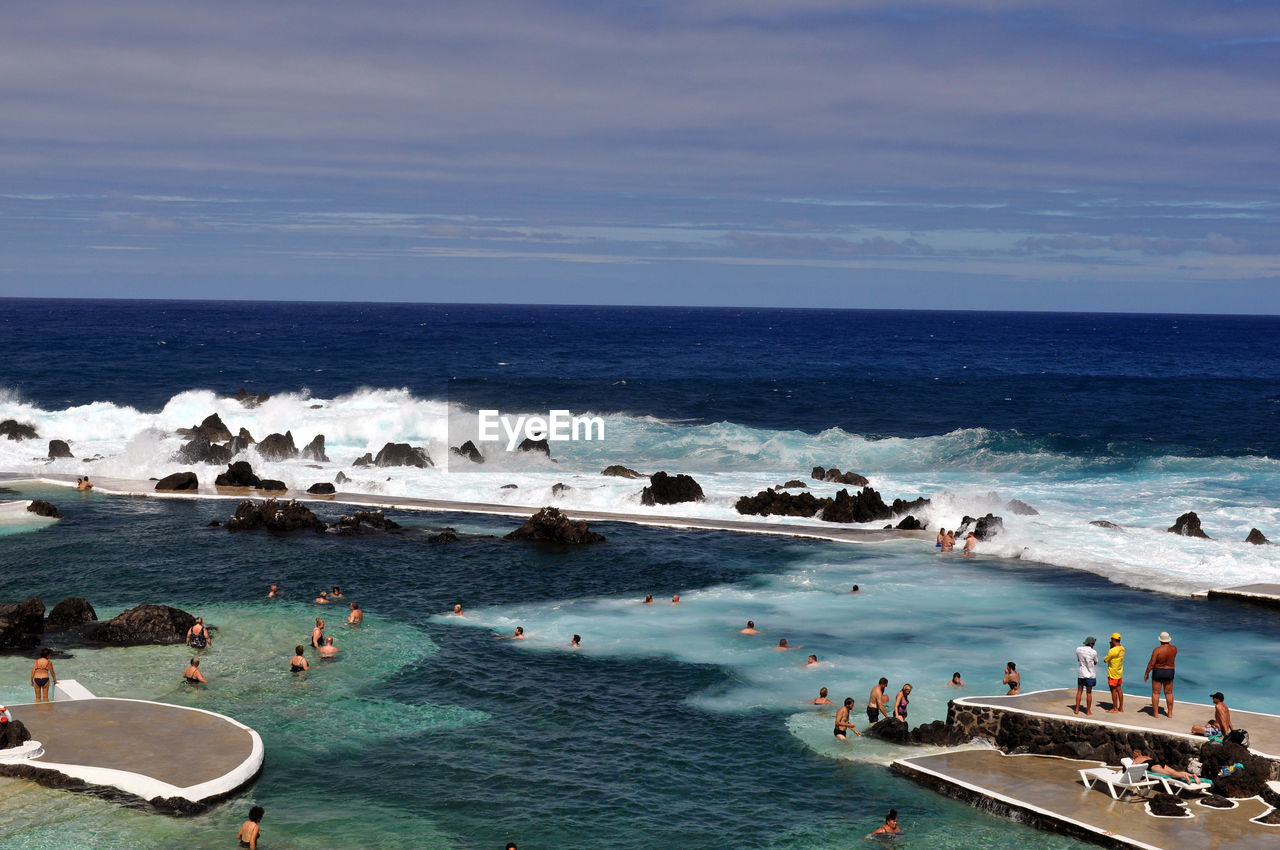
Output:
top-left (1192, 692), bottom-right (1233, 737)
top-left (1074, 636), bottom-right (1099, 715)
top-left (1144, 631), bottom-right (1178, 719)
top-left (1103, 633), bottom-right (1125, 713)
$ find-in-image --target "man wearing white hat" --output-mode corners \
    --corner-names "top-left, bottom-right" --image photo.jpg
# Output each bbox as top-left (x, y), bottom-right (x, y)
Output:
top-left (1143, 631), bottom-right (1177, 719)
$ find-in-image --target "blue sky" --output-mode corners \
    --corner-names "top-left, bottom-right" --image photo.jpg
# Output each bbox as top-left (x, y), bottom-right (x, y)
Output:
top-left (2, 0), bottom-right (1278, 312)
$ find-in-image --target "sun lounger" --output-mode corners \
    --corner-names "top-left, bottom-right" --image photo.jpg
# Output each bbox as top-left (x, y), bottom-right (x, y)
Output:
top-left (1147, 769), bottom-right (1213, 795)
top-left (1079, 762), bottom-right (1159, 799)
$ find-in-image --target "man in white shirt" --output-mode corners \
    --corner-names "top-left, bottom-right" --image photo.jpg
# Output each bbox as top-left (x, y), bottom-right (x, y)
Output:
top-left (1075, 636), bottom-right (1100, 716)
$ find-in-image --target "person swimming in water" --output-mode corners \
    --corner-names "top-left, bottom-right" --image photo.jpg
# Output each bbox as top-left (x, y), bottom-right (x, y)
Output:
top-left (183, 657), bottom-right (207, 684)
top-left (290, 646), bottom-right (309, 672)
top-left (740, 620), bottom-right (760, 635)
top-left (312, 618), bottom-right (325, 649)
top-left (237, 805), bottom-right (264, 849)
top-left (813, 687), bottom-right (833, 705)
top-left (347, 601), bottom-right (363, 625)
top-left (949, 672), bottom-right (964, 687)
top-left (319, 636), bottom-right (339, 659)
top-left (186, 616), bottom-right (211, 649)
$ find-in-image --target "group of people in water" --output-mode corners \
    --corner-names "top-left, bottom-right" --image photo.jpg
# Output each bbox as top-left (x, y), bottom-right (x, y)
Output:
top-left (936, 527), bottom-right (978, 556)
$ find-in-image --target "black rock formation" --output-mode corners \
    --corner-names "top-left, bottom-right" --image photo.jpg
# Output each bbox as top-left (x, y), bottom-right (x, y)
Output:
top-left (301, 434), bottom-right (329, 463)
top-left (258, 479), bottom-right (287, 492)
top-left (0, 598), bottom-right (46, 650)
top-left (735, 489), bottom-right (825, 518)
top-left (500, 483), bottom-right (518, 489)
top-left (332, 510), bottom-right (401, 534)
top-left (896, 515), bottom-right (926, 531)
top-left (334, 471), bottom-right (351, 484)
top-left (1167, 511), bottom-right (1210, 539)
top-left (820, 487), bottom-right (892, 523)
top-left (428, 529), bottom-right (460, 543)
top-left (176, 436), bottom-right (232, 466)
top-left (1245, 528), bottom-right (1271, 545)
top-left (869, 717), bottom-right (912, 744)
top-left (601, 465), bottom-right (644, 479)
top-left (505, 507), bottom-right (606, 544)
top-left (46, 597), bottom-right (97, 628)
top-left (517, 438), bottom-right (550, 456)
top-left (776, 480), bottom-right (807, 489)
top-left (811, 466), bottom-right (869, 486)
top-left (177, 413), bottom-right (232, 443)
top-left (0, 420), bottom-right (39, 441)
top-left (307, 482), bottom-right (336, 495)
top-left (1006, 498), bottom-right (1039, 516)
top-left (372, 442), bottom-right (433, 468)
top-left (225, 388), bottom-right (270, 408)
top-left (215, 461), bottom-right (261, 488)
top-left (91, 604), bottom-right (194, 646)
top-left (47, 440), bottom-right (73, 459)
top-left (155, 471), bottom-right (199, 491)
top-left (227, 499), bottom-right (326, 532)
top-left (352, 453), bottom-right (374, 467)
top-left (1090, 520), bottom-right (1122, 529)
top-left (551, 482), bottom-right (572, 496)
top-left (257, 431), bottom-right (299, 461)
top-left (640, 471), bottom-right (705, 506)
top-left (450, 441), bottom-right (484, 464)
top-left (953, 513), bottom-right (1005, 541)
top-left (26, 500), bottom-right (61, 518)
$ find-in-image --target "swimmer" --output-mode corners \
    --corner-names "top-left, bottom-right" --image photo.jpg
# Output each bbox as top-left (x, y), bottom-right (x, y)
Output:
top-left (330, 586), bottom-right (343, 598)
top-left (643, 594), bottom-right (654, 604)
top-left (512, 626), bottom-right (526, 639)
top-left (833, 697), bottom-right (862, 739)
top-left (941, 531), bottom-right (955, 552)
top-left (963, 532), bottom-right (977, 557)
top-left (740, 620), bottom-right (760, 635)
top-left (949, 672), bottom-right (964, 687)
top-left (319, 636), bottom-right (339, 658)
top-left (776, 638), bottom-right (800, 650)
top-left (570, 634), bottom-right (581, 648)
top-left (452, 604), bottom-right (464, 616)
top-left (312, 618), bottom-right (325, 649)
top-left (871, 809), bottom-right (902, 835)
top-left (76, 476), bottom-right (93, 491)
top-left (936, 528), bottom-right (945, 547)
top-left (30, 647), bottom-right (56, 702)
top-left (347, 601), bottom-right (363, 625)
top-left (314, 591), bottom-right (329, 604)
top-left (183, 657), bottom-right (207, 684)
top-left (237, 805), bottom-right (264, 849)
top-left (267, 584), bottom-right (278, 598)
top-left (1003, 661), bottom-right (1021, 695)
top-left (290, 646), bottom-right (309, 672)
top-left (671, 594), bottom-right (680, 604)
top-left (849, 584), bottom-right (860, 594)
top-left (806, 654), bottom-right (819, 666)
top-left (186, 616), bottom-right (211, 649)
top-left (813, 687), bottom-right (833, 705)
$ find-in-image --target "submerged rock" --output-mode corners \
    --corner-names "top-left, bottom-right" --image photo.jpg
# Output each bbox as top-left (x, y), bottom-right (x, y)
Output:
top-left (640, 471), bottom-right (704, 506)
top-left (46, 597), bottom-right (97, 629)
top-left (505, 507), bottom-right (605, 544)
top-left (1167, 511), bottom-right (1211, 539)
top-left (91, 604), bottom-right (194, 646)
top-left (551, 482), bottom-right (572, 496)
top-left (601, 465), bottom-right (644, 479)
top-left (0, 598), bottom-right (46, 650)
top-left (0, 420), bottom-right (39, 441)
top-left (26, 500), bottom-right (61, 518)
top-left (428, 529), bottom-right (460, 543)
top-left (1006, 498), bottom-right (1039, 516)
top-left (155, 471), bottom-right (199, 491)
top-left (47, 439), bottom-right (73, 459)
top-left (258, 479), bottom-right (288, 492)
top-left (332, 510), bottom-right (401, 534)
top-left (1090, 520), bottom-right (1122, 530)
top-left (227, 498), bottom-right (326, 532)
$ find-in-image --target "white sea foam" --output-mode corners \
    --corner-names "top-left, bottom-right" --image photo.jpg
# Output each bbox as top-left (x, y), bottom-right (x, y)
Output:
top-left (3, 387), bottom-right (1279, 592)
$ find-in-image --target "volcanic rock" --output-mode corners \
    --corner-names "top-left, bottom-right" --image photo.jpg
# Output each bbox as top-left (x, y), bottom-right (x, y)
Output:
top-left (776, 480), bottom-right (807, 489)
top-left (450, 441), bottom-right (484, 464)
top-left (896, 515), bottom-right (926, 531)
top-left (334, 471), bottom-right (351, 484)
top-left (601, 465), bottom-right (644, 479)
top-left (372, 442), bottom-right (433, 468)
top-left (26, 500), bottom-right (61, 518)
top-left (820, 487), bottom-right (891, 524)
top-left (1245, 528), bottom-right (1270, 545)
top-left (91, 604), bottom-right (194, 646)
top-left (735, 489), bottom-right (825, 518)
top-left (215, 461), bottom-right (261, 488)
top-left (505, 506), bottom-right (605, 544)
top-left (1090, 520), bottom-right (1122, 530)
top-left (1007, 498), bottom-right (1040, 516)
top-left (0, 420), bottom-right (39, 441)
top-left (178, 413), bottom-right (232, 443)
top-left (891, 495), bottom-right (932, 516)
top-left (227, 498), bottom-right (326, 532)
top-left (518, 437), bottom-right (550, 456)
top-left (812, 466), bottom-right (869, 486)
top-left (47, 440), bottom-right (73, 459)
top-left (301, 434), bottom-right (329, 463)
top-left (257, 431), bottom-right (299, 461)
top-left (500, 483), bottom-right (518, 489)
top-left (352, 453), bottom-right (374, 467)
top-left (46, 597), bottom-right (97, 629)
top-left (974, 514), bottom-right (1005, 540)
top-left (1167, 511), bottom-right (1210, 539)
top-left (257, 479), bottom-right (287, 492)
top-left (307, 482), bottom-right (336, 495)
top-left (640, 471), bottom-right (705, 506)
top-left (177, 436), bottom-right (232, 466)
top-left (0, 598), bottom-right (46, 650)
top-left (1146, 793), bottom-right (1187, 818)
top-left (911, 720), bottom-right (961, 746)
top-left (428, 529), bottom-right (460, 543)
top-left (332, 510), bottom-right (401, 534)
top-left (869, 717), bottom-right (912, 744)
top-left (225, 388), bottom-right (270, 408)
top-left (155, 471), bottom-right (199, 491)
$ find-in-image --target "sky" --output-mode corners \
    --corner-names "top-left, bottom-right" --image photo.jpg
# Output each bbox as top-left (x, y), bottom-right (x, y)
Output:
top-left (1, 0), bottom-right (1278, 312)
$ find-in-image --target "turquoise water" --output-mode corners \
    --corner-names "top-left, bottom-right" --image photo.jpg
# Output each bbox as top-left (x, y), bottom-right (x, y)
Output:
top-left (2, 481), bottom-right (1277, 847)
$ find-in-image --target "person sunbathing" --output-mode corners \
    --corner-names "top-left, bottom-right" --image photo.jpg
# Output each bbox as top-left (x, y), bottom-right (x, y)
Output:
top-left (1130, 749), bottom-right (1201, 782)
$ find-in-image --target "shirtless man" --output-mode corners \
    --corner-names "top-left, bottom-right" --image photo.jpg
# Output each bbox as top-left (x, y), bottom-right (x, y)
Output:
top-left (1144, 632), bottom-right (1177, 718)
top-left (963, 532), bottom-right (978, 557)
top-left (314, 591), bottom-right (330, 604)
top-left (347, 601), bottom-right (363, 625)
top-left (76, 476), bottom-right (93, 490)
top-left (833, 697), bottom-right (862, 739)
top-left (806, 654), bottom-right (820, 666)
top-left (867, 677), bottom-right (889, 724)
top-left (740, 620), bottom-right (760, 635)
top-left (511, 626), bottom-right (526, 639)
top-left (268, 584), bottom-right (279, 598)
top-left (1192, 692), bottom-right (1232, 736)
top-left (319, 636), bottom-right (339, 658)
top-left (775, 638), bottom-right (801, 651)
top-left (941, 531), bottom-right (955, 551)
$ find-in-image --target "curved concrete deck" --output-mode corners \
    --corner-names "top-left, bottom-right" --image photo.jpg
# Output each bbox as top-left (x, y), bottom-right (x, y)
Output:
top-left (1, 681), bottom-right (263, 812)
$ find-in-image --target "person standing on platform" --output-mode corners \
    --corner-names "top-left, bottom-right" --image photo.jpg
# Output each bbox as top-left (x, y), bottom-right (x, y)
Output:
top-left (1074, 636), bottom-right (1099, 715)
top-left (1103, 633), bottom-right (1125, 713)
top-left (1144, 631), bottom-right (1177, 719)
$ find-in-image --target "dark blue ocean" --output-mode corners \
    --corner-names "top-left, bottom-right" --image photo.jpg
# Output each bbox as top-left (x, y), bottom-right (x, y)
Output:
top-left (1, 299), bottom-right (1279, 849)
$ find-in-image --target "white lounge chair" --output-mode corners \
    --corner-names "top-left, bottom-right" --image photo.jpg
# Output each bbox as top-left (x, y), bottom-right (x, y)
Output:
top-left (1146, 769), bottom-right (1213, 795)
top-left (1079, 762), bottom-right (1159, 799)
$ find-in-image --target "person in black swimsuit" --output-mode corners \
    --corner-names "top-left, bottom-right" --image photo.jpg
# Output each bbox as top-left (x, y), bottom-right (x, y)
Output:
top-left (290, 645), bottom-right (309, 672)
top-left (183, 657), bottom-right (207, 685)
top-left (237, 805), bottom-right (264, 848)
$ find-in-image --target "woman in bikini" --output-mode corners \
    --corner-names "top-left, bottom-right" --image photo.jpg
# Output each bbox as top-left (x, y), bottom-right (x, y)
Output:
top-left (31, 647), bottom-right (56, 702)
top-left (183, 658), bottom-right (207, 685)
top-left (186, 617), bottom-right (210, 649)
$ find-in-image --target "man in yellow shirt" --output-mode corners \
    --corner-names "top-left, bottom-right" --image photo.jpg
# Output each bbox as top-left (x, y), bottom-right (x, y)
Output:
top-left (1104, 633), bottom-right (1125, 713)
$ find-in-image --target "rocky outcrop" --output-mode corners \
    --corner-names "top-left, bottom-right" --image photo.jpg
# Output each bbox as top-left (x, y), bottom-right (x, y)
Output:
top-left (500, 483), bottom-right (518, 489)
top-left (226, 428), bottom-right (255, 455)
top-left (910, 719), bottom-right (963, 747)
top-left (257, 479), bottom-right (287, 492)
top-left (869, 717), bottom-right (912, 744)
top-left (332, 510), bottom-right (401, 534)
top-left (640, 472), bottom-right (704, 506)
top-left (0, 420), bottom-right (39, 441)
top-left (215, 461), bottom-right (261, 488)
top-left (334, 471), bottom-right (351, 484)
top-left (301, 435), bottom-right (329, 463)
top-left (307, 482), bottom-right (336, 495)
top-left (352, 453), bottom-right (374, 467)
top-left (155, 471), bottom-right (199, 491)
top-left (1167, 511), bottom-right (1210, 539)
top-left (46, 597), bottom-right (97, 629)
top-left (176, 436), bottom-right (232, 466)
top-left (372, 442), bottom-right (433, 468)
top-left (428, 529), bottom-right (460, 543)
top-left (1245, 528), bottom-right (1271, 545)
top-left (257, 431), bottom-right (298, 461)
top-left (601, 465), bottom-right (644, 479)
top-left (227, 499), bottom-right (326, 532)
top-left (26, 500), bottom-right (61, 518)
top-left (1200, 739), bottom-right (1273, 798)
top-left (225, 388), bottom-right (270, 408)
top-left (551, 482), bottom-right (572, 496)
top-left (735, 489), bottom-right (824, 518)
top-left (177, 413), bottom-right (232, 443)
top-left (505, 507), bottom-right (605, 544)
top-left (518, 438), bottom-right (550, 456)
top-left (1006, 499), bottom-right (1039, 516)
top-left (1090, 520), bottom-right (1121, 530)
top-left (0, 598), bottom-right (46, 650)
top-left (896, 515), bottom-right (926, 531)
top-left (954, 513), bottom-right (1005, 541)
top-left (811, 466), bottom-right (869, 487)
top-left (91, 604), bottom-right (194, 646)
top-left (776, 480), bottom-right (807, 489)
top-left (450, 441), bottom-right (484, 464)
top-left (820, 487), bottom-right (891, 523)
top-left (47, 440), bottom-right (73, 459)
